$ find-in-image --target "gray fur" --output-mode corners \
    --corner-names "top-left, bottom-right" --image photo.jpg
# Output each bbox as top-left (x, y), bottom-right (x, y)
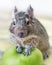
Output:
top-left (9, 6), bottom-right (50, 58)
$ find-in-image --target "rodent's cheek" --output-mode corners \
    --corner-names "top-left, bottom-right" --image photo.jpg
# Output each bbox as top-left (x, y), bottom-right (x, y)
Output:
top-left (23, 30), bottom-right (28, 36)
top-left (9, 25), bottom-right (15, 33)
top-left (13, 27), bottom-right (19, 36)
top-left (27, 24), bottom-right (32, 31)
top-left (27, 24), bottom-right (32, 28)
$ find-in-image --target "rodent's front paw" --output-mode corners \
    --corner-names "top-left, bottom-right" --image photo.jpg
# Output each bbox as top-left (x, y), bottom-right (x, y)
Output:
top-left (23, 45), bottom-right (32, 56)
top-left (16, 45), bottom-right (23, 53)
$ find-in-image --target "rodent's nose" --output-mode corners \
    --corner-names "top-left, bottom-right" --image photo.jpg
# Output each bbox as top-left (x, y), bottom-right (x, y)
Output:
top-left (18, 32), bottom-right (24, 38)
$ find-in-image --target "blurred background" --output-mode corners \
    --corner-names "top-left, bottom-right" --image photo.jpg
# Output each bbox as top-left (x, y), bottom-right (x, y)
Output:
top-left (0, 0), bottom-right (52, 65)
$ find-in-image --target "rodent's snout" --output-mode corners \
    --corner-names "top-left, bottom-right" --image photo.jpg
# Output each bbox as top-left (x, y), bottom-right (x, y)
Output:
top-left (18, 31), bottom-right (25, 38)
top-left (14, 27), bottom-right (29, 38)
top-left (18, 30), bottom-right (28, 38)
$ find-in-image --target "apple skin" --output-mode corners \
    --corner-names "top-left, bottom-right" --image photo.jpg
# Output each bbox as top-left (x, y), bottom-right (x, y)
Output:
top-left (2, 46), bottom-right (43, 65)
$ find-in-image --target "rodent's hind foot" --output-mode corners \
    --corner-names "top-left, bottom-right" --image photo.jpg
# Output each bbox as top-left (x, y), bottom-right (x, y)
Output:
top-left (43, 53), bottom-right (49, 59)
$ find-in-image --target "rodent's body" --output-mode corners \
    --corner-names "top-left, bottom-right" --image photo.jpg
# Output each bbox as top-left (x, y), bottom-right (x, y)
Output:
top-left (9, 6), bottom-right (49, 58)
top-left (10, 18), bottom-right (49, 54)
top-left (30, 18), bottom-right (49, 53)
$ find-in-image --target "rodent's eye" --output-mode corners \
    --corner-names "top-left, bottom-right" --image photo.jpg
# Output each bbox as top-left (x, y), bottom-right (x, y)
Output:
top-left (30, 17), bottom-right (32, 19)
top-left (13, 21), bottom-right (16, 25)
top-left (26, 21), bottom-right (29, 25)
top-left (25, 18), bottom-right (29, 25)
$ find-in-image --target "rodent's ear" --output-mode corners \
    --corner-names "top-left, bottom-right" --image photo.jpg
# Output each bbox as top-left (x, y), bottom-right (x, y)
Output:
top-left (14, 6), bottom-right (18, 14)
top-left (26, 5), bottom-right (34, 17)
top-left (12, 6), bottom-right (18, 19)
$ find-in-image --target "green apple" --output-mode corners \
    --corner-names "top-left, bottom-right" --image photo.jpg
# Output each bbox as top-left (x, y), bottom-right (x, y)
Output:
top-left (2, 46), bottom-right (43, 65)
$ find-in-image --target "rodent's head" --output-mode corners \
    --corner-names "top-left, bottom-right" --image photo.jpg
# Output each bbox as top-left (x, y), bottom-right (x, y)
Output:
top-left (9, 5), bottom-right (34, 38)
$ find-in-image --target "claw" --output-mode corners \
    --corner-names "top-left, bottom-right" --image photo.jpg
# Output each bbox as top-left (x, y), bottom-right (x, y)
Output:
top-left (23, 45), bottom-right (32, 56)
top-left (16, 45), bottom-right (23, 53)
top-left (43, 53), bottom-right (49, 59)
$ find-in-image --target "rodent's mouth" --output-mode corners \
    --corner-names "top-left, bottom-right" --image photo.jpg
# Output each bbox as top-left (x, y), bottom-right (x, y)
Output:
top-left (12, 26), bottom-right (30, 38)
top-left (18, 32), bottom-right (27, 38)
top-left (14, 29), bottom-right (29, 38)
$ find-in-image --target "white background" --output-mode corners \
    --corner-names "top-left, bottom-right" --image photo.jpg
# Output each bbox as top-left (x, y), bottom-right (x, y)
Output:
top-left (0, 0), bottom-right (52, 17)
